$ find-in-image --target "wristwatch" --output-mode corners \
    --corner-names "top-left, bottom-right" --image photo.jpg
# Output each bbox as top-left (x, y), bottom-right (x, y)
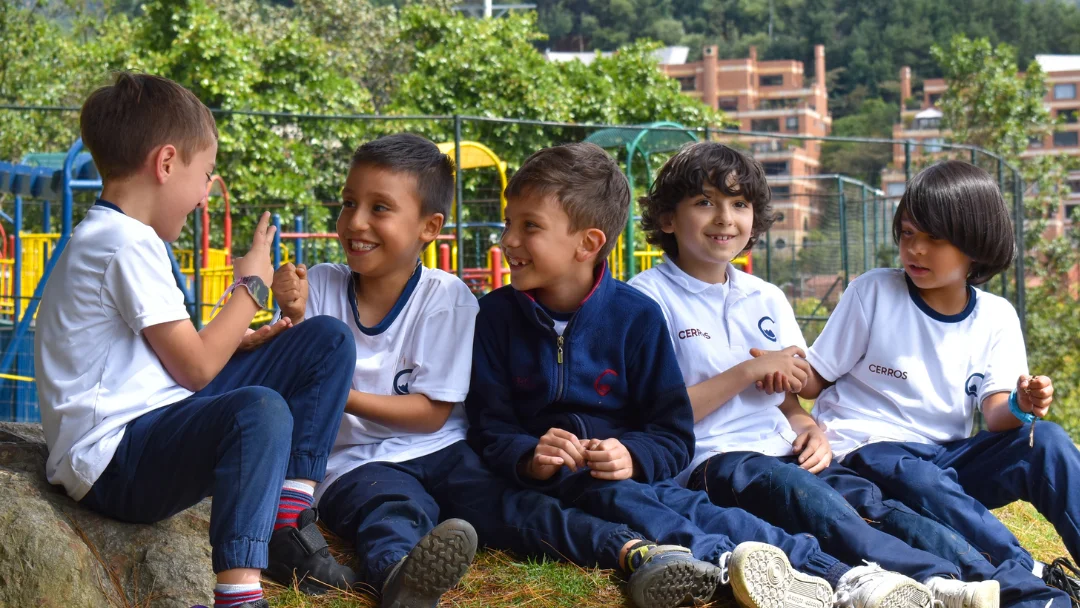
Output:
top-left (234, 275), bottom-right (270, 309)
top-left (209, 275), bottom-right (270, 318)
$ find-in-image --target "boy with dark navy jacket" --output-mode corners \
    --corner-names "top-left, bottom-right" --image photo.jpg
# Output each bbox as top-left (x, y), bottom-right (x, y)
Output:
top-left (466, 142), bottom-right (937, 608)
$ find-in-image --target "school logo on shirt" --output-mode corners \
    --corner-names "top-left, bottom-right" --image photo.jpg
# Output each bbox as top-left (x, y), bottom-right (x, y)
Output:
top-left (594, 369), bottom-right (618, 397)
top-left (965, 373), bottom-right (985, 400)
top-left (393, 368), bottom-right (414, 395)
top-left (757, 316), bottom-right (777, 342)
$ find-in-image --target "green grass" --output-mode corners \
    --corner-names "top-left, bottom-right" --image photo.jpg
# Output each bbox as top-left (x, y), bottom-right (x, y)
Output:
top-left (266, 501), bottom-right (1066, 608)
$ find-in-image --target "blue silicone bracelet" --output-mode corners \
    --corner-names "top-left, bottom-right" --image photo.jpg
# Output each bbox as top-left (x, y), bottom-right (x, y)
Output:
top-left (1009, 389), bottom-right (1036, 424)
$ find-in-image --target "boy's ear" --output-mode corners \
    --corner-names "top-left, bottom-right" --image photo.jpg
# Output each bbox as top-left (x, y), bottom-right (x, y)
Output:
top-left (420, 212), bottom-right (445, 244)
top-left (575, 228), bottom-right (607, 263)
top-left (153, 144), bottom-right (178, 185)
top-left (659, 210), bottom-right (676, 234)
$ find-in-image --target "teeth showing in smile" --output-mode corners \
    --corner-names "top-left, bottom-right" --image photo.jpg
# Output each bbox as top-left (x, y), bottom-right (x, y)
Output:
top-left (349, 240), bottom-right (377, 252)
top-left (710, 235), bottom-right (734, 242)
top-left (506, 255), bottom-right (530, 267)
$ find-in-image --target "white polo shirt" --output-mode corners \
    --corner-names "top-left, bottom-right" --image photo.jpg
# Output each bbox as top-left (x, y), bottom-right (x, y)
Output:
top-left (629, 257), bottom-right (804, 483)
top-left (304, 263), bottom-right (479, 503)
top-left (35, 204), bottom-right (193, 500)
top-left (808, 268), bottom-right (1027, 461)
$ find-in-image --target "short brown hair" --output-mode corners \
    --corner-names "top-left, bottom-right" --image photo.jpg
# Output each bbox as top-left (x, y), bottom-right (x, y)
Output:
top-left (80, 72), bottom-right (218, 181)
top-left (640, 142), bottom-right (774, 258)
top-left (505, 142), bottom-right (630, 262)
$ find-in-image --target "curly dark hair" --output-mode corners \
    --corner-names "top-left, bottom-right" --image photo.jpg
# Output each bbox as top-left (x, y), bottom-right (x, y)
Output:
top-left (640, 142), bottom-right (774, 259)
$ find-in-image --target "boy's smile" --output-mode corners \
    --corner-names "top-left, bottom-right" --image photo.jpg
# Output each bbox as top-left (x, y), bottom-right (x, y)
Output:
top-left (337, 165), bottom-right (438, 279)
top-left (662, 182), bottom-right (753, 284)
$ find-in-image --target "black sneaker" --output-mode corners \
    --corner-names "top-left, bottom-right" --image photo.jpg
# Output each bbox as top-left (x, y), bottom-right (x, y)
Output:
top-left (264, 509), bottom-right (357, 595)
top-left (237, 601), bottom-right (270, 608)
top-left (624, 542), bottom-right (724, 608)
top-left (381, 518), bottom-right (478, 608)
top-left (1042, 557), bottom-right (1080, 608)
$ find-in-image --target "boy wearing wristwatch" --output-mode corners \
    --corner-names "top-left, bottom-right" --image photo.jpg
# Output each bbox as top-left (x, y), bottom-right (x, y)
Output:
top-left (34, 73), bottom-right (357, 608)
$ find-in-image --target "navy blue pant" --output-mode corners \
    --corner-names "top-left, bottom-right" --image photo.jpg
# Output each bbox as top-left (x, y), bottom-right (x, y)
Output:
top-left (692, 452), bottom-right (1064, 608)
top-left (838, 427), bottom-right (1077, 608)
top-left (80, 316), bottom-right (356, 572)
top-left (530, 468), bottom-right (849, 586)
top-left (317, 441), bottom-right (644, 590)
top-left (688, 452), bottom-right (958, 582)
top-left (845, 425), bottom-right (1080, 565)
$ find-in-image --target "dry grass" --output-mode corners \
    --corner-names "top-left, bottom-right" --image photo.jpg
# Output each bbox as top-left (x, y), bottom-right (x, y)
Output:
top-left (266, 502), bottom-right (1065, 608)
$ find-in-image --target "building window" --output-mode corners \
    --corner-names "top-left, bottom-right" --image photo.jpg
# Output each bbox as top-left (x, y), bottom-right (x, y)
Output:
top-left (803, 218), bottom-right (809, 231)
top-left (1069, 180), bottom-right (1080, 193)
top-left (760, 74), bottom-right (784, 87)
top-left (762, 161), bottom-right (788, 175)
top-left (914, 117), bottom-right (941, 130)
top-left (760, 97), bottom-right (801, 110)
top-left (785, 116), bottom-right (799, 130)
top-left (677, 76), bottom-right (696, 91)
top-left (886, 182), bottom-right (906, 197)
top-left (1067, 204), bottom-right (1079, 220)
top-left (928, 93), bottom-right (942, 106)
top-left (1053, 131), bottom-right (1079, 147)
top-left (1060, 109), bottom-right (1079, 123)
top-left (771, 185), bottom-right (791, 197)
top-left (923, 137), bottom-right (944, 154)
top-left (1029, 135), bottom-right (1045, 149)
top-left (718, 96), bottom-right (739, 111)
top-left (751, 118), bottom-right (780, 132)
top-left (1055, 84), bottom-right (1077, 100)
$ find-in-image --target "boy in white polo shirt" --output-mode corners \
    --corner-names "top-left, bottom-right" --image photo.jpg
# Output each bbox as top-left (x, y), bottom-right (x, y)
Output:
top-left (629, 143), bottom-right (1060, 608)
top-left (793, 160), bottom-right (1078, 605)
top-left (272, 134), bottom-right (726, 608)
top-left (34, 73), bottom-right (358, 608)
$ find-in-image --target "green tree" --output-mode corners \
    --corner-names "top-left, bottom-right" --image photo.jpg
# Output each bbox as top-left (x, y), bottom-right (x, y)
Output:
top-left (933, 34), bottom-right (1080, 439)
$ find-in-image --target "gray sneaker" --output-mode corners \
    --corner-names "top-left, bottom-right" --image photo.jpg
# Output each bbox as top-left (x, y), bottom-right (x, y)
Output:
top-left (380, 518), bottom-right (478, 608)
top-left (624, 543), bottom-right (724, 608)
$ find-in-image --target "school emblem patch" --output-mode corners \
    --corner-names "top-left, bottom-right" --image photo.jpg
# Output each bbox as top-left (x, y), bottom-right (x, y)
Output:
top-left (393, 368), bottom-right (414, 395)
top-left (758, 316), bottom-right (777, 342)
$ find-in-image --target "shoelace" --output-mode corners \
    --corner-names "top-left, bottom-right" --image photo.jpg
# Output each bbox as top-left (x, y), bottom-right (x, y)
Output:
top-left (833, 561), bottom-right (883, 608)
top-left (927, 579), bottom-right (967, 608)
top-left (717, 551), bottom-right (732, 586)
top-left (1044, 558), bottom-right (1080, 608)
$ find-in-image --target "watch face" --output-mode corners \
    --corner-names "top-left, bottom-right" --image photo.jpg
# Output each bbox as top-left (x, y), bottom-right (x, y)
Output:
top-left (242, 276), bottom-right (270, 308)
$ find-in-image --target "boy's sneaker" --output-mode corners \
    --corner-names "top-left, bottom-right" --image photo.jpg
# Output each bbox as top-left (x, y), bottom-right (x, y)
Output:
top-left (834, 563), bottom-right (933, 608)
top-left (264, 508), bottom-right (357, 595)
top-left (381, 518), bottom-right (478, 608)
top-left (1040, 558), bottom-right (1080, 608)
top-left (236, 602), bottom-right (270, 608)
top-left (624, 543), bottom-right (724, 608)
top-left (728, 542), bottom-right (834, 608)
top-left (926, 577), bottom-right (1000, 608)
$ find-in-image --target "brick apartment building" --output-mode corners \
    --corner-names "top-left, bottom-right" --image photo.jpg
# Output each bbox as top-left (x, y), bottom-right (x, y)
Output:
top-left (885, 57), bottom-right (1080, 237)
top-left (662, 45), bottom-right (832, 250)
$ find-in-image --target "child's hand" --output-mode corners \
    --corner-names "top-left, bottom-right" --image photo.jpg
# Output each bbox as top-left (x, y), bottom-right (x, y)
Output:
top-left (1018, 375), bottom-right (1054, 418)
top-left (748, 346), bottom-right (810, 394)
top-left (273, 263), bottom-right (309, 323)
top-left (238, 317), bottom-right (292, 351)
top-left (584, 437), bottom-right (635, 480)
top-left (525, 428), bottom-right (587, 480)
top-left (792, 426), bottom-right (832, 474)
top-left (234, 212), bottom-right (276, 289)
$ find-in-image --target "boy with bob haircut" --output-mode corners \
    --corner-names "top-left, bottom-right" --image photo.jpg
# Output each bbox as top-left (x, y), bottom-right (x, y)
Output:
top-left (275, 133), bottom-right (724, 608)
top-left (466, 142), bottom-right (935, 608)
top-left (35, 72), bottom-right (357, 608)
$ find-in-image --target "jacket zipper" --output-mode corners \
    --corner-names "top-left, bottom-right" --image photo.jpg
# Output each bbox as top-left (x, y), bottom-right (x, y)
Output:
top-left (556, 334), bottom-right (565, 401)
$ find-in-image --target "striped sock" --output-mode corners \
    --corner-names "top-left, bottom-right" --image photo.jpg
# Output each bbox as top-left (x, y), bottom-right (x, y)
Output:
top-left (274, 480), bottom-right (314, 531)
top-left (213, 582), bottom-right (262, 607)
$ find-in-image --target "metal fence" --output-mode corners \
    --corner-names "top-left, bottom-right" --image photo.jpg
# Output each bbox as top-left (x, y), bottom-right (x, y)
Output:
top-left (0, 106), bottom-right (1026, 422)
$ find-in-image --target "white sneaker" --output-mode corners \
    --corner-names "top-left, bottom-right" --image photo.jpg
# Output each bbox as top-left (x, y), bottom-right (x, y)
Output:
top-left (834, 563), bottom-right (933, 608)
top-left (728, 542), bottom-right (834, 608)
top-left (925, 577), bottom-right (1000, 608)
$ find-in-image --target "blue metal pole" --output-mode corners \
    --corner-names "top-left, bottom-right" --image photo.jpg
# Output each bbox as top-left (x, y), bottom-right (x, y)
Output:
top-left (294, 216), bottom-right (304, 267)
top-left (272, 214), bottom-right (282, 269)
